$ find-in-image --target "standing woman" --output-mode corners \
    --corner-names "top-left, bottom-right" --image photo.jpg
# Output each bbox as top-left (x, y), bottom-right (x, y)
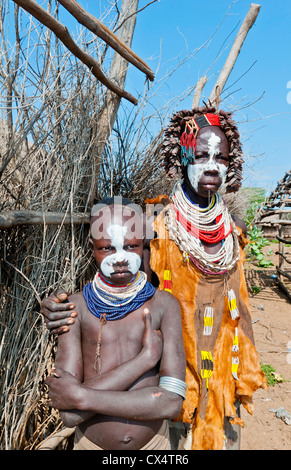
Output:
top-left (145, 105), bottom-right (267, 450)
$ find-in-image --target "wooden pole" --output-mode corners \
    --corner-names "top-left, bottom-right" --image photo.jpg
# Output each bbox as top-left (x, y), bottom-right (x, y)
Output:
top-left (58, 0), bottom-right (154, 81)
top-left (88, 0), bottom-right (141, 206)
top-left (12, 0), bottom-right (139, 104)
top-left (209, 3), bottom-right (261, 104)
top-left (192, 76), bottom-right (207, 108)
top-left (0, 210), bottom-right (90, 229)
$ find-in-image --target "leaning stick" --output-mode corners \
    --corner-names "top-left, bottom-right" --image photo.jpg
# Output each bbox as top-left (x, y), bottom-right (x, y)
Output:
top-left (13, 0), bottom-right (138, 104)
top-left (277, 235), bottom-right (291, 245)
top-left (209, 3), bottom-right (261, 104)
top-left (58, 0), bottom-right (154, 81)
top-left (275, 277), bottom-right (291, 301)
top-left (276, 267), bottom-right (291, 282)
top-left (192, 75), bottom-right (208, 108)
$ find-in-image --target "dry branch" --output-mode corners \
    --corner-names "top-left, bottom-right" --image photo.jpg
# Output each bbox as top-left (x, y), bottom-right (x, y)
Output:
top-left (12, 0), bottom-right (138, 104)
top-left (209, 3), bottom-right (261, 103)
top-left (265, 221), bottom-right (291, 226)
top-left (276, 277), bottom-right (291, 300)
top-left (275, 251), bottom-right (291, 265)
top-left (37, 426), bottom-right (75, 450)
top-left (276, 267), bottom-right (291, 282)
top-left (192, 75), bottom-right (207, 108)
top-left (0, 210), bottom-right (90, 229)
top-left (58, 0), bottom-right (154, 81)
top-left (88, 0), bottom-right (140, 205)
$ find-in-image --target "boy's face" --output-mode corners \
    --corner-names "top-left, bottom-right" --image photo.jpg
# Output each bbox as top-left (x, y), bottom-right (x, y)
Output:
top-left (90, 204), bottom-right (144, 286)
top-left (186, 126), bottom-right (229, 198)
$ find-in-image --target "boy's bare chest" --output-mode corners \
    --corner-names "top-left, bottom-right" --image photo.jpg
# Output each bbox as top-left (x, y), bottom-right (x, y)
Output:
top-left (80, 297), bottom-right (159, 374)
top-left (83, 310), bottom-right (144, 349)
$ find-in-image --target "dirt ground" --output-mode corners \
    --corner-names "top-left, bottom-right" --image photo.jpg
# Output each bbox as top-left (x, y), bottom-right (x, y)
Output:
top-left (240, 242), bottom-right (291, 450)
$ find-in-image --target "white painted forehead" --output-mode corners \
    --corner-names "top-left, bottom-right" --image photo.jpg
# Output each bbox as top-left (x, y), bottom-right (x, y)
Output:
top-left (208, 132), bottom-right (221, 147)
top-left (107, 224), bottom-right (127, 239)
top-left (199, 129), bottom-right (220, 141)
top-left (90, 205), bottom-right (143, 240)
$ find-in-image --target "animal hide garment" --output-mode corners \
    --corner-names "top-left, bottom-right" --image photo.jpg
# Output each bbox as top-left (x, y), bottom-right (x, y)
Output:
top-left (146, 195), bottom-right (268, 450)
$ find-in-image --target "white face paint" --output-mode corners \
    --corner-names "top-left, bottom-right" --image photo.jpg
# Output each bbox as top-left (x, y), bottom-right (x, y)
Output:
top-left (208, 133), bottom-right (221, 158)
top-left (100, 224), bottom-right (141, 278)
top-left (187, 130), bottom-right (227, 192)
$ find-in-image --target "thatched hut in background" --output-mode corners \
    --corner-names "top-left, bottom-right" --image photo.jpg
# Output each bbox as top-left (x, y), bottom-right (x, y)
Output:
top-left (254, 171), bottom-right (291, 300)
top-left (254, 171), bottom-right (291, 240)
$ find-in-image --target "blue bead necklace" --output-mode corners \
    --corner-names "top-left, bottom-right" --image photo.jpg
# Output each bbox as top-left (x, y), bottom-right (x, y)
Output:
top-left (83, 271), bottom-right (155, 321)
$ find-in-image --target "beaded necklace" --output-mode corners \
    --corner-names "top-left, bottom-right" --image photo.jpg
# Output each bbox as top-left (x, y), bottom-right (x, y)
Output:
top-left (83, 271), bottom-right (155, 320)
top-left (83, 271), bottom-right (156, 375)
top-left (165, 180), bottom-right (240, 275)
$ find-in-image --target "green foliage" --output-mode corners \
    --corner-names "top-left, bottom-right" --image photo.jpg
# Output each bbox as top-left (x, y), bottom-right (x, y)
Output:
top-left (260, 363), bottom-right (285, 386)
top-left (242, 187), bottom-right (273, 268)
top-left (251, 285), bottom-right (262, 294)
top-left (243, 187), bottom-right (266, 229)
top-left (247, 226), bottom-right (274, 268)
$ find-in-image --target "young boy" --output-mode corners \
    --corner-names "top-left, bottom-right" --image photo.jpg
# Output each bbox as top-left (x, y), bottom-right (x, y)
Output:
top-left (45, 198), bottom-right (186, 450)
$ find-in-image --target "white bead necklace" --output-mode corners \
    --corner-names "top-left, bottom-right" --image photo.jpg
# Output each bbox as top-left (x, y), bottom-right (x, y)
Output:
top-left (92, 271), bottom-right (147, 306)
top-left (165, 181), bottom-right (240, 274)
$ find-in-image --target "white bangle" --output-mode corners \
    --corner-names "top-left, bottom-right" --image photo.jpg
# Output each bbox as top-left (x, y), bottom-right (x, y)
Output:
top-left (159, 376), bottom-right (187, 400)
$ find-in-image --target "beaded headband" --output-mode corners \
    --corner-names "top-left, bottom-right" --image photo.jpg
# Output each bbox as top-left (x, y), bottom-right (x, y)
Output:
top-left (162, 105), bottom-right (244, 193)
top-left (180, 113), bottom-right (220, 166)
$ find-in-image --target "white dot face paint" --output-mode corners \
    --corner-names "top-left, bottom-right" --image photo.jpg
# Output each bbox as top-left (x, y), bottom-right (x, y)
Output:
top-left (187, 130), bottom-right (227, 192)
top-left (100, 224), bottom-right (141, 278)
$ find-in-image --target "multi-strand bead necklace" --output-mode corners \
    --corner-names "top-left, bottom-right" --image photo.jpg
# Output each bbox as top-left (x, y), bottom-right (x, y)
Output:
top-left (83, 270), bottom-right (155, 320)
top-left (83, 271), bottom-right (156, 374)
top-left (163, 181), bottom-right (242, 391)
top-left (165, 180), bottom-right (240, 275)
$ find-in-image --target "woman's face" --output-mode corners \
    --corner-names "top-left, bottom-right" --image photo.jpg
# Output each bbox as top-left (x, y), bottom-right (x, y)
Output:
top-left (186, 126), bottom-right (229, 198)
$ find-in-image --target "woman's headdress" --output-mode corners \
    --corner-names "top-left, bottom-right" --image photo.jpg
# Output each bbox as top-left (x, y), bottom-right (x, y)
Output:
top-left (162, 105), bottom-right (244, 193)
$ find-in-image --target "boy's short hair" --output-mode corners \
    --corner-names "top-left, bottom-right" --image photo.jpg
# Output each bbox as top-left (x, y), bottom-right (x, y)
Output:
top-left (90, 196), bottom-right (144, 240)
top-left (91, 196), bottom-right (135, 218)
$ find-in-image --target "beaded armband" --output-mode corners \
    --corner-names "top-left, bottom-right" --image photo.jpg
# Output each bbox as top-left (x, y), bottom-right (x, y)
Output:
top-left (159, 376), bottom-right (187, 400)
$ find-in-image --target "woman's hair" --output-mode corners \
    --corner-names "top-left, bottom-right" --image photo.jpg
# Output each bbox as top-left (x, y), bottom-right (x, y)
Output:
top-left (162, 105), bottom-right (244, 193)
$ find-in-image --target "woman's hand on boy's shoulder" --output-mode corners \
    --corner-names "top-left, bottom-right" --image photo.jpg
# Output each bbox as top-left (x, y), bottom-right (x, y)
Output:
top-left (40, 289), bottom-right (78, 335)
